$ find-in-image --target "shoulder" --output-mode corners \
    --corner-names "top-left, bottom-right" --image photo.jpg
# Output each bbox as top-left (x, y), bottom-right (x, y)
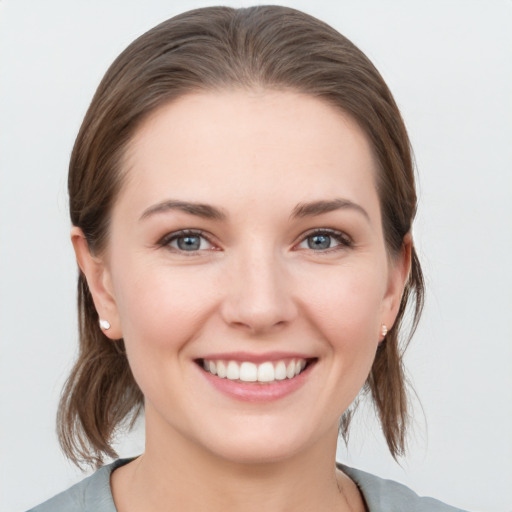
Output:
top-left (26, 459), bottom-right (130, 512)
top-left (339, 464), bottom-right (470, 512)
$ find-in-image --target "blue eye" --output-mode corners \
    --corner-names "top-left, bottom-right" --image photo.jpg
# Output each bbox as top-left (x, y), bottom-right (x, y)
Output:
top-left (161, 230), bottom-right (213, 252)
top-left (307, 234), bottom-right (332, 250)
top-left (297, 230), bottom-right (352, 252)
top-left (176, 235), bottom-right (202, 251)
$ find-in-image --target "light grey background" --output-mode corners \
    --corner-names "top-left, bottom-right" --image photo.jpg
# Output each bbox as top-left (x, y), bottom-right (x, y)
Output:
top-left (1, 1), bottom-right (511, 511)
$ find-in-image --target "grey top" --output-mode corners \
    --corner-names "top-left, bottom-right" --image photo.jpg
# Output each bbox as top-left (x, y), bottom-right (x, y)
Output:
top-left (28, 459), bottom-right (469, 512)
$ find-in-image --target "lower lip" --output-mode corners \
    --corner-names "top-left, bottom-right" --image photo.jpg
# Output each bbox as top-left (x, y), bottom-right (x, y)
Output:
top-left (198, 362), bottom-right (315, 402)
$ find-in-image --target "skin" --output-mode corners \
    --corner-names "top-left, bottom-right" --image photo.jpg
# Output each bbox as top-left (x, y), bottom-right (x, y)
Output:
top-left (73, 90), bottom-right (411, 512)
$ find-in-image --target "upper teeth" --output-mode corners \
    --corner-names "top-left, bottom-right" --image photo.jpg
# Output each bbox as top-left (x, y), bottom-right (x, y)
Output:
top-left (203, 359), bottom-right (307, 383)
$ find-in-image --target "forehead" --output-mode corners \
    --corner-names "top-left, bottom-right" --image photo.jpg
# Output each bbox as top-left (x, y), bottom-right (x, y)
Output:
top-left (119, 90), bottom-right (380, 219)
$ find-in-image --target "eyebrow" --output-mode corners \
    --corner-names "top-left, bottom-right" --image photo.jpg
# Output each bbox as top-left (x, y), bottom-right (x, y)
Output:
top-left (291, 198), bottom-right (370, 221)
top-left (139, 197), bottom-right (369, 223)
top-left (140, 199), bottom-right (227, 221)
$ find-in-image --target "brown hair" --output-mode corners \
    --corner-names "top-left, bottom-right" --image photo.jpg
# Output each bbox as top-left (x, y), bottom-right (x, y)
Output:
top-left (59, 5), bottom-right (424, 468)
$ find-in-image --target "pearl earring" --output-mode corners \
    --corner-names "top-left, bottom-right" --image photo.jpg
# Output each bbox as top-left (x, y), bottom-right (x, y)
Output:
top-left (381, 324), bottom-right (388, 338)
top-left (99, 319), bottom-right (111, 330)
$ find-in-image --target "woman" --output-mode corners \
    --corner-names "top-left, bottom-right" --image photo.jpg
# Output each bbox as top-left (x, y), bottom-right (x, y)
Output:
top-left (29, 6), bottom-right (468, 511)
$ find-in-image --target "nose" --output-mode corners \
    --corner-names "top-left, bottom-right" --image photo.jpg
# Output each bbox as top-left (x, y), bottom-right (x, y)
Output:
top-left (220, 246), bottom-right (297, 335)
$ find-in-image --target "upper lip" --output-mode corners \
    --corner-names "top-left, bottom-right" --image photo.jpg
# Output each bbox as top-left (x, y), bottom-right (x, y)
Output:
top-left (196, 351), bottom-right (316, 364)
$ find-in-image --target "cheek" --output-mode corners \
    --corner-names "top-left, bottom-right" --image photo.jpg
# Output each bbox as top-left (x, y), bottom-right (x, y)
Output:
top-left (112, 261), bottom-right (219, 354)
top-left (299, 264), bottom-right (385, 345)
top-left (290, 264), bottom-right (386, 418)
top-left (110, 263), bottom-right (222, 404)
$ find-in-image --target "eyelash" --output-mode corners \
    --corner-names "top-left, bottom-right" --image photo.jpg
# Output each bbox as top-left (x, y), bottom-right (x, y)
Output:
top-left (157, 228), bottom-right (353, 254)
top-left (296, 228), bottom-right (353, 253)
top-left (158, 229), bottom-right (215, 253)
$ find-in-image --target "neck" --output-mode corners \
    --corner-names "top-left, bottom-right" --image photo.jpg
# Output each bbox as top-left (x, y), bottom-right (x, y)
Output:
top-left (111, 412), bottom-right (360, 512)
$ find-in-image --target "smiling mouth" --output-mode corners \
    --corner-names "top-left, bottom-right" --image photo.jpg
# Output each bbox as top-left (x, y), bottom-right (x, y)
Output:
top-left (196, 358), bottom-right (316, 384)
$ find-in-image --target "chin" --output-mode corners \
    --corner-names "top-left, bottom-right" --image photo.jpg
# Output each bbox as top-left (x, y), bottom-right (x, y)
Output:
top-left (191, 415), bottom-right (330, 466)
top-left (207, 436), bottom-right (306, 466)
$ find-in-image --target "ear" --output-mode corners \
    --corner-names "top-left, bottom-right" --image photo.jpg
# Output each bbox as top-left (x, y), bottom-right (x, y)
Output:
top-left (380, 232), bottom-right (412, 334)
top-left (71, 226), bottom-right (122, 339)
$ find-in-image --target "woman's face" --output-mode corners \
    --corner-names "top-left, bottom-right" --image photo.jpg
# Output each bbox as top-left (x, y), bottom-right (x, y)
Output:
top-left (84, 90), bottom-right (408, 463)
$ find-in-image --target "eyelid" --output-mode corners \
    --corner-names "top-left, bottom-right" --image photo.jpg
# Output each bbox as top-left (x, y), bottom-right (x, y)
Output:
top-left (158, 229), bottom-right (219, 252)
top-left (294, 228), bottom-right (353, 251)
top-left (156, 228), bottom-right (352, 253)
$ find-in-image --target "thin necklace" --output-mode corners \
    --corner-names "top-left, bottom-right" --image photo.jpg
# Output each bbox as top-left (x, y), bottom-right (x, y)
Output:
top-left (336, 475), bottom-right (356, 512)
